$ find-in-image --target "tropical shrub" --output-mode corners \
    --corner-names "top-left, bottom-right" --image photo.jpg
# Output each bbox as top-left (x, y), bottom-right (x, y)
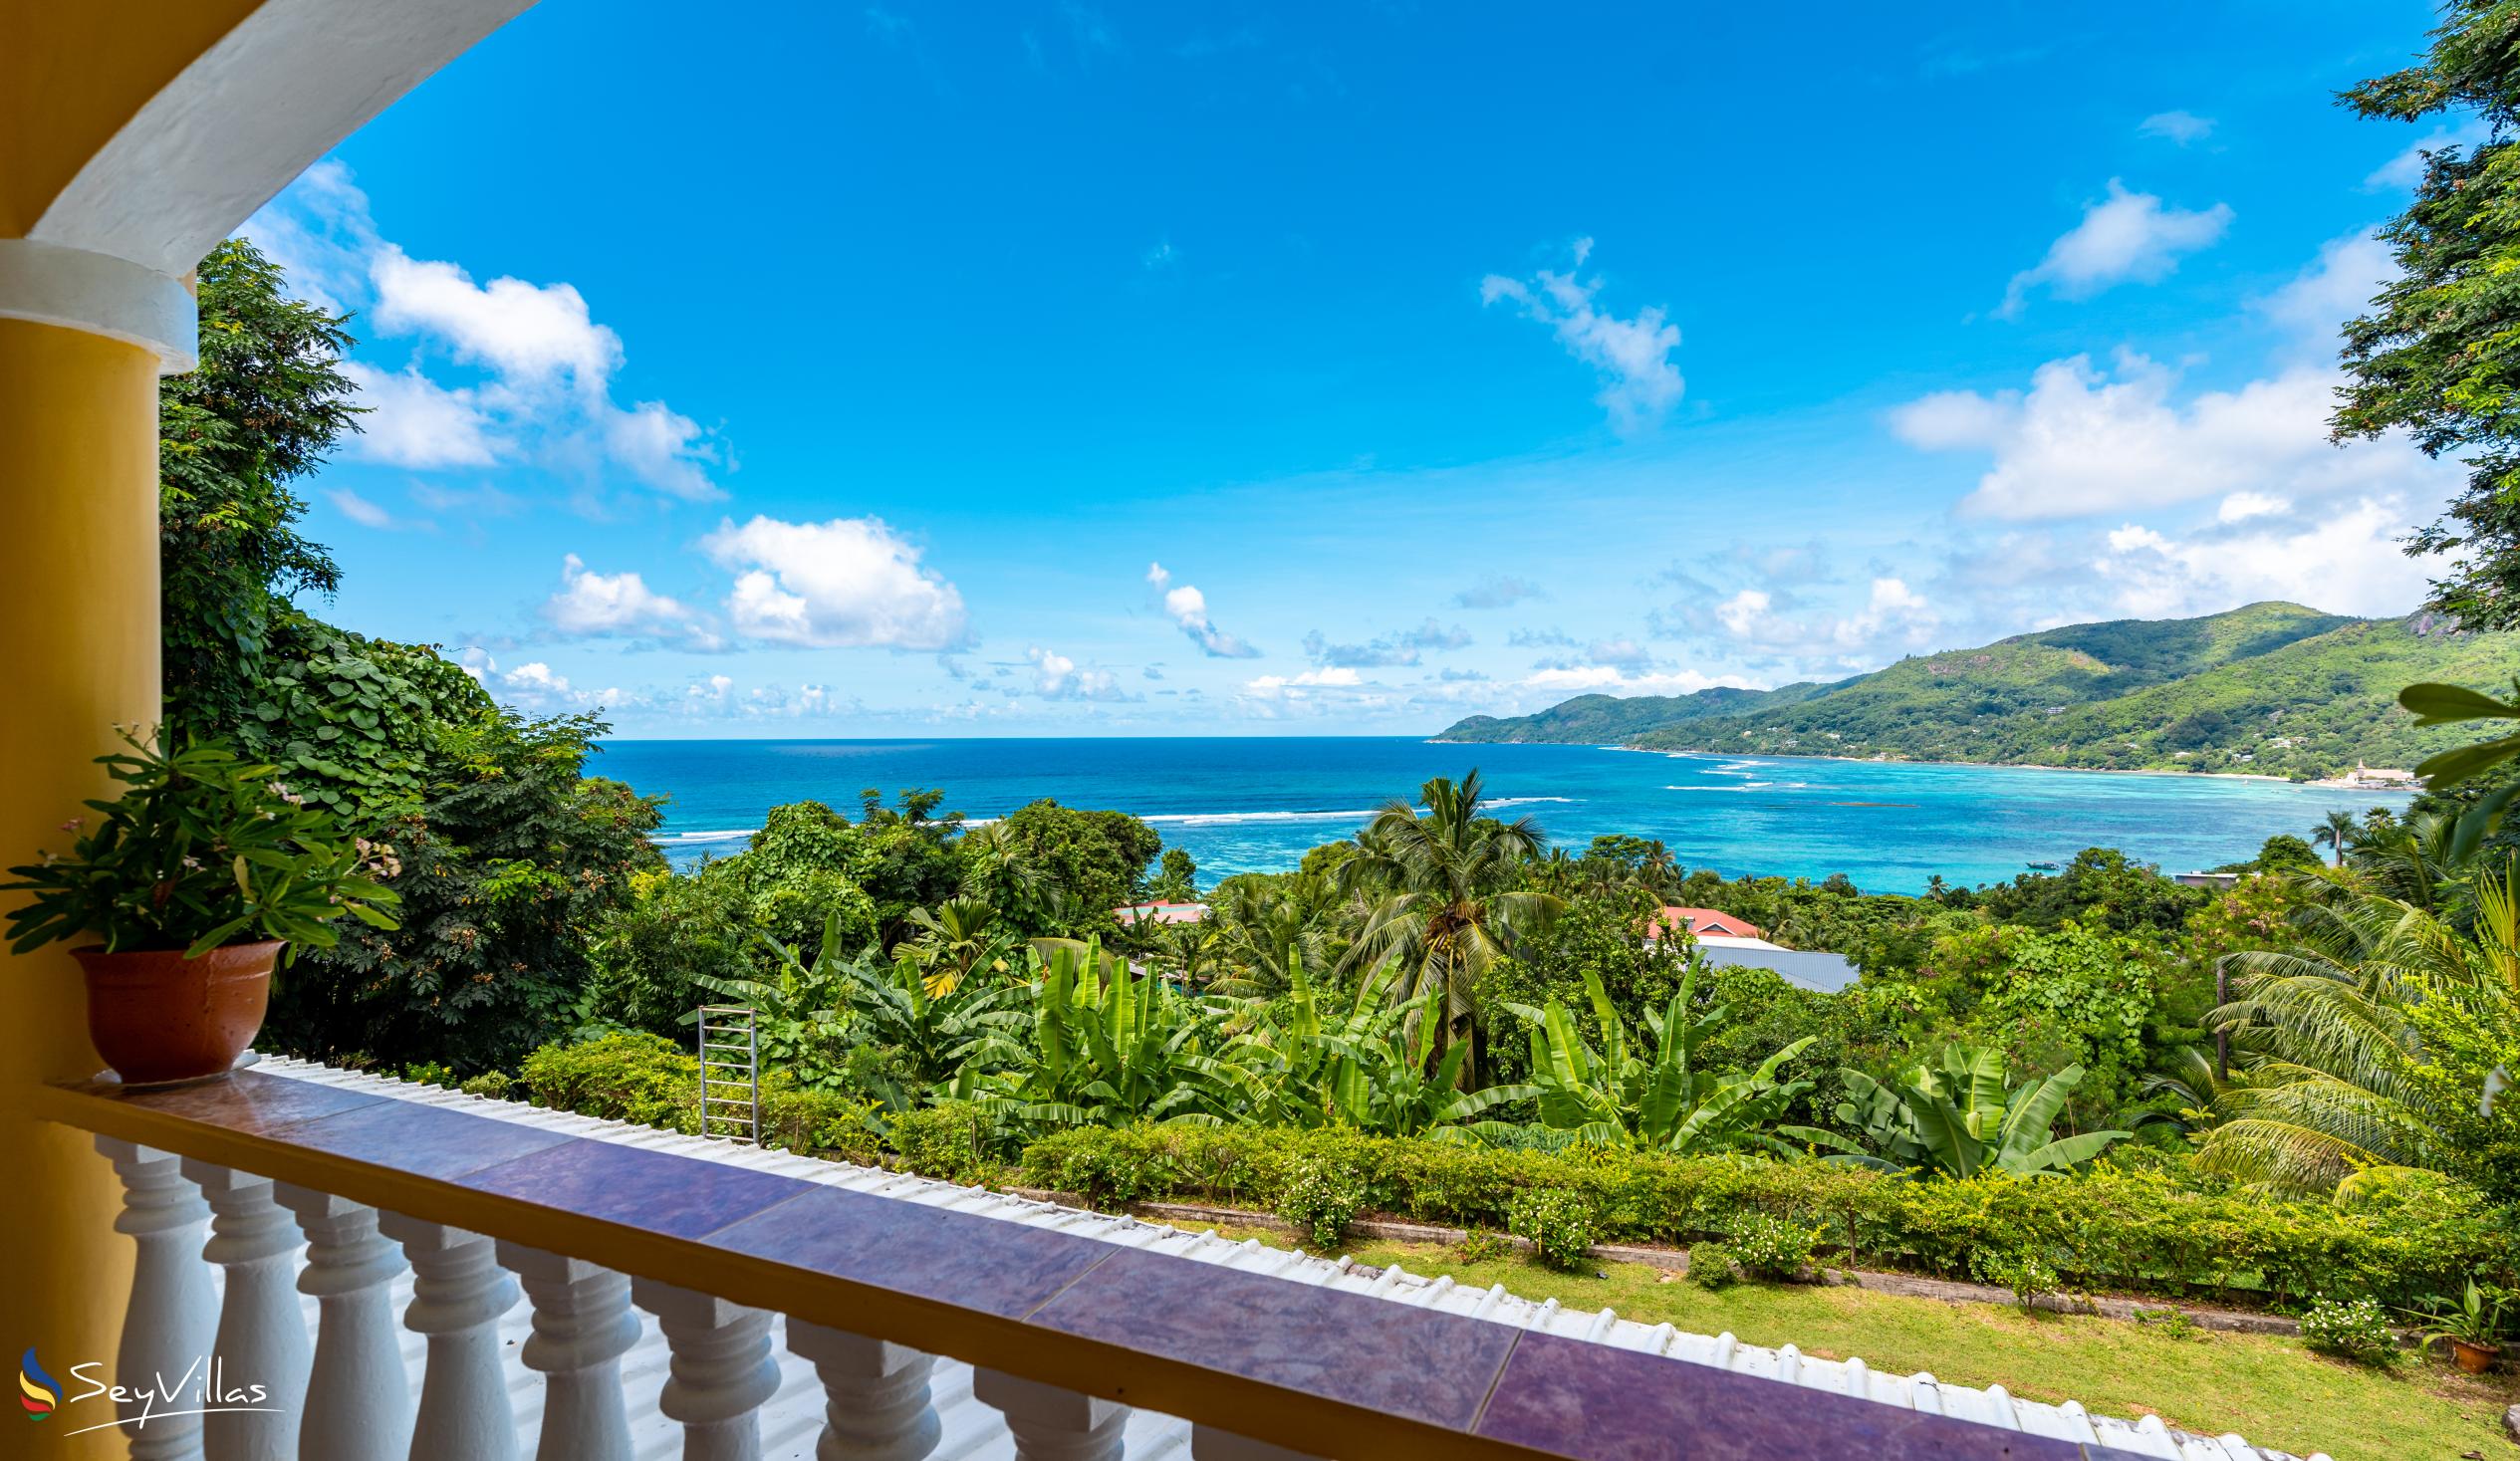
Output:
top-left (2, 730), bottom-right (399, 960)
top-left (518, 1033), bottom-right (697, 1131)
top-left (1497, 967), bottom-right (1814, 1154)
top-left (1727, 1212), bottom-right (1818, 1281)
top-left (758, 1076), bottom-right (882, 1163)
top-left (1803, 1046), bottom-right (2128, 1178)
top-left (1455, 1230), bottom-right (1513, 1264)
top-left (1686, 1242), bottom-right (1738, 1289)
top-left (1015, 1122), bottom-right (2514, 1306)
top-left (1280, 1160), bottom-right (1370, 1249)
top-left (888, 1100), bottom-right (1002, 1186)
top-left (1507, 1188), bottom-right (1599, 1270)
top-left (1972, 1246), bottom-right (2060, 1308)
top-left (2300, 1297), bottom-right (2398, 1365)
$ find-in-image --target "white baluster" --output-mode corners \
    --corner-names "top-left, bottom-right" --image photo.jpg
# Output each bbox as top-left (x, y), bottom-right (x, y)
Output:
top-left (275, 1185), bottom-right (411, 1461)
top-left (96, 1137), bottom-right (216, 1461)
top-left (378, 1214), bottom-right (519, 1461)
top-left (1191, 1425), bottom-right (1332, 1461)
top-left (499, 1242), bottom-right (637, 1461)
top-left (183, 1161), bottom-right (311, 1461)
top-left (630, 1280), bottom-right (781, 1461)
top-left (972, 1369), bottom-right (1130, 1461)
top-left (785, 1321), bottom-right (939, 1461)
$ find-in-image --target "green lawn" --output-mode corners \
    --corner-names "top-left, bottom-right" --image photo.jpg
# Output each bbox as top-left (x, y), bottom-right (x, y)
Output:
top-left (1173, 1224), bottom-right (2514, 1461)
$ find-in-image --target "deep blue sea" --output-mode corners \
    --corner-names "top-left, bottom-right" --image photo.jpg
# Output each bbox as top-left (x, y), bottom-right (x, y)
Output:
top-left (594, 738), bottom-right (2414, 894)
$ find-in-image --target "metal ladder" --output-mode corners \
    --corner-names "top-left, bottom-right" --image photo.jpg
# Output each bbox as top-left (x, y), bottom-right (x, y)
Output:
top-left (696, 1004), bottom-right (759, 1145)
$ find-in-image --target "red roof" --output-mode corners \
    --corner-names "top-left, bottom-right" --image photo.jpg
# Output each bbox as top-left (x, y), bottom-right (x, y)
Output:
top-left (1653, 906), bottom-right (1762, 941)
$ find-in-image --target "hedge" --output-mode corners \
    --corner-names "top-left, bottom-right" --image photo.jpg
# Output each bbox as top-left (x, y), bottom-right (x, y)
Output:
top-left (1016, 1124), bottom-right (2515, 1308)
top-left (487, 1035), bottom-right (2515, 1309)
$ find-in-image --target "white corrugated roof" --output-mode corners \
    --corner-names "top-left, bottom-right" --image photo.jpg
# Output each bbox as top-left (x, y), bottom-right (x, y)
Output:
top-left (248, 1057), bottom-right (2325, 1461)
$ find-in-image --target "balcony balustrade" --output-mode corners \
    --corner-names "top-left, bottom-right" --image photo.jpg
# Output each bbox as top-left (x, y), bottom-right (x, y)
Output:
top-left (31, 1058), bottom-right (2314, 1461)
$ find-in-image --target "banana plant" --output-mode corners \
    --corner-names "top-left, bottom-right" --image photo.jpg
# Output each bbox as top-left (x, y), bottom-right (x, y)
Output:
top-left (1488, 965), bottom-right (1816, 1154)
top-left (960, 936), bottom-right (1232, 1133)
top-left (1210, 956), bottom-right (1533, 1136)
top-left (1794, 1045), bottom-right (2129, 1178)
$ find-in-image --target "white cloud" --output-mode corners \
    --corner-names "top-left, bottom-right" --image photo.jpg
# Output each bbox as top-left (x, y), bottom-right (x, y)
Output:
top-left (1028, 647), bottom-right (1130, 701)
top-left (338, 362), bottom-right (497, 468)
top-left (703, 516), bottom-right (970, 650)
top-left (1482, 243), bottom-right (1683, 431)
top-left (1999, 180), bottom-right (2232, 317)
top-left (243, 161), bottom-right (722, 502)
top-left (496, 660), bottom-right (620, 713)
top-left (1700, 578), bottom-right (1938, 659)
top-left (1890, 350), bottom-right (2442, 520)
top-left (1145, 563), bottom-right (1260, 657)
top-left (2367, 121), bottom-right (2492, 189)
top-left (2138, 111), bottom-right (2214, 145)
top-left (326, 487), bottom-right (407, 531)
top-left (2259, 230), bottom-right (2393, 346)
top-left (2095, 498), bottom-right (2431, 617)
top-left (542, 554), bottom-right (695, 637)
top-left (1515, 664), bottom-right (1733, 697)
top-left (2217, 491), bottom-right (2291, 524)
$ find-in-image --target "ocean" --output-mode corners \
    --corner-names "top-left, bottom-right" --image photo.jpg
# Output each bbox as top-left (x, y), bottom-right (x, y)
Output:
top-left (595, 738), bottom-right (2412, 894)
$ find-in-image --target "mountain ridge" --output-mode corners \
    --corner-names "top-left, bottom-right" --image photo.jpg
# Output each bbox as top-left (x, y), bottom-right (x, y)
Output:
top-left (1436, 603), bottom-right (2516, 779)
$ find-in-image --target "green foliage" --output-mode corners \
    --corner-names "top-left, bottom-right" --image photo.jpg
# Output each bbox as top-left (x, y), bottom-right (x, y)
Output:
top-left (237, 612), bottom-right (496, 824)
top-left (888, 1100), bottom-right (1002, 1185)
top-left (1455, 1229), bottom-right (1513, 1264)
top-left (990, 800), bottom-right (1161, 934)
top-left (1808, 1046), bottom-right (2130, 1178)
top-left (1498, 966), bottom-right (1816, 1154)
top-left (1507, 1188), bottom-right (1599, 1270)
top-left (2332, 3), bottom-right (2520, 627)
top-left (1446, 604), bottom-right (2520, 779)
top-left (1280, 1160), bottom-right (1371, 1249)
top-left (1972, 1246), bottom-right (2061, 1309)
top-left (1338, 771), bottom-right (1561, 1084)
top-left (758, 1076), bottom-right (883, 1164)
top-left (1019, 1123), bottom-right (2517, 1307)
top-left (518, 1033), bottom-right (698, 1131)
top-left (1476, 886), bottom-right (1690, 1084)
top-left (2301, 1297), bottom-right (2398, 1366)
top-left (587, 866), bottom-right (756, 1038)
top-left (269, 713), bottom-right (662, 1071)
top-left (3, 730), bottom-right (398, 960)
top-left (960, 939), bottom-right (1230, 1132)
top-left (1726, 1212), bottom-right (1819, 1281)
top-left (1207, 960), bottom-right (1530, 1136)
top-left (159, 239), bottom-right (358, 732)
top-left (1686, 1242), bottom-right (1739, 1289)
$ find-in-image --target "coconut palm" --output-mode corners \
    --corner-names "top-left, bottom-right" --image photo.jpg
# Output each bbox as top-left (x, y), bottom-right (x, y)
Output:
top-left (1336, 771), bottom-right (1560, 1084)
top-left (2313, 809), bottom-right (2362, 867)
top-left (2199, 862), bottom-right (2520, 1195)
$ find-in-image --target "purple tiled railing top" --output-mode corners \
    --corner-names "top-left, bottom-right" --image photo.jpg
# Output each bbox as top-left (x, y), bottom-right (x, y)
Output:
top-left (58, 1068), bottom-right (2159, 1461)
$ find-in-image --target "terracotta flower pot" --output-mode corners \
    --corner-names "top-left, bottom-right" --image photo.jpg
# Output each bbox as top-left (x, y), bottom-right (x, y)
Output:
top-left (2453, 1337), bottom-right (2500, 1374)
top-left (73, 940), bottom-right (281, 1085)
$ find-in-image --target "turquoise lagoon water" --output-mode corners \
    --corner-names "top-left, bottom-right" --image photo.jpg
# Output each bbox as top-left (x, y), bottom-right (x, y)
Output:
top-left (595, 738), bottom-right (2412, 895)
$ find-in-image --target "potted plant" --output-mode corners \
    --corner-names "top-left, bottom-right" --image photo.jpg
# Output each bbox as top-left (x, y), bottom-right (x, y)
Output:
top-left (2413, 1280), bottom-right (2506, 1374)
top-left (2, 729), bottom-right (399, 1084)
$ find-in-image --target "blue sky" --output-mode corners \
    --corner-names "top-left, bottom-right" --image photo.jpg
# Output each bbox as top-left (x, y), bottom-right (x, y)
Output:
top-left (251, 0), bottom-right (2474, 737)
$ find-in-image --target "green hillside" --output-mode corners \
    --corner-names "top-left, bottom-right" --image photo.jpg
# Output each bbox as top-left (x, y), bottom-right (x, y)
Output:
top-left (1438, 682), bottom-right (1828, 743)
top-left (1437, 604), bottom-right (2520, 779)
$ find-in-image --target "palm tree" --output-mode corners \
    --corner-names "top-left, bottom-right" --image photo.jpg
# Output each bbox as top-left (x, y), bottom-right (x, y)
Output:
top-left (957, 821), bottom-right (1043, 923)
top-left (2313, 809), bottom-right (2362, 867)
top-left (1336, 771), bottom-right (1560, 1084)
top-left (2199, 861), bottom-right (2520, 1196)
top-left (901, 894), bottom-right (1020, 995)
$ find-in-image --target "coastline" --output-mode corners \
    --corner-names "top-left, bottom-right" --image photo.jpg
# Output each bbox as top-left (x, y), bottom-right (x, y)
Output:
top-left (1436, 738), bottom-right (2419, 793)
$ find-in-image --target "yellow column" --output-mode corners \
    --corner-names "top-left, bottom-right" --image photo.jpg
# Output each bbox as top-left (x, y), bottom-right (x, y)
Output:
top-left (0, 317), bottom-right (159, 1456)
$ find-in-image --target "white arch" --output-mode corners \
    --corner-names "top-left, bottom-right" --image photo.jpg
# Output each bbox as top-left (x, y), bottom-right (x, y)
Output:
top-left (6, 0), bottom-right (535, 369)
